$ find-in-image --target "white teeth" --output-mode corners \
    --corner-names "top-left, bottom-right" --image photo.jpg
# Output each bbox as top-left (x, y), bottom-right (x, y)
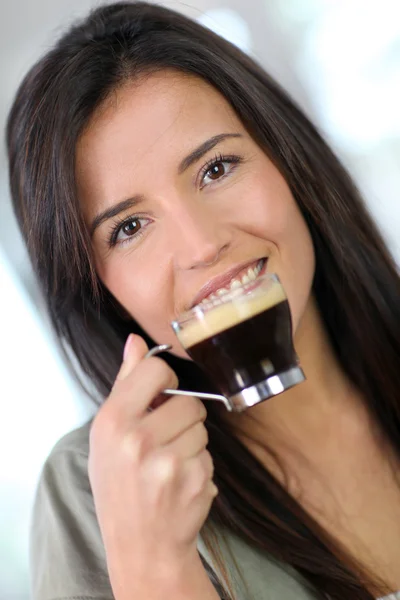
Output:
top-left (255, 260), bottom-right (263, 275)
top-left (198, 259), bottom-right (266, 307)
top-left (247, 267), bottom-right (257, 281)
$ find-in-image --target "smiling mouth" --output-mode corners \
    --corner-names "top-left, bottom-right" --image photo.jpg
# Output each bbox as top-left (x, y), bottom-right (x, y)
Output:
top-left (195, 257), bottom-right (268, 308)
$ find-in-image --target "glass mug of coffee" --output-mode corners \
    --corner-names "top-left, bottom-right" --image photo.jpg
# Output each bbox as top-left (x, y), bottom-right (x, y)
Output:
top-left (165, 273), bottom-right (305, 412)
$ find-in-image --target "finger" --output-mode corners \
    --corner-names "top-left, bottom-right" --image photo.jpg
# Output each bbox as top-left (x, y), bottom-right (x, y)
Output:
top-left (112, 355), bottom-right (179, 418)
top-left (166, 421), bottom-right (209, 459)
top-left (142, 394), bottom-right (207, 446)
top-left (117, 334), bottom-right (149, 382)
top-left (181, 450), bottom-right (215, 498)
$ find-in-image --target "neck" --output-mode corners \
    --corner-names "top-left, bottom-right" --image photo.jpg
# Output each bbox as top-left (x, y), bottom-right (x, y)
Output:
top-left (224, 295), bottom-right (370, 467)
top-left (222, 296), bottom-right (400, 595)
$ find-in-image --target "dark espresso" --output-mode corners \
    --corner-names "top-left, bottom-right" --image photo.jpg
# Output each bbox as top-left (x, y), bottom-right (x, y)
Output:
top-left (185, 299), bottom-right (297, 398)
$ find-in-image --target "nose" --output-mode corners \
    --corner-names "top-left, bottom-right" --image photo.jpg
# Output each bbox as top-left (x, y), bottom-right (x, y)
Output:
top-left (168, 203), bottom-right (231, 271)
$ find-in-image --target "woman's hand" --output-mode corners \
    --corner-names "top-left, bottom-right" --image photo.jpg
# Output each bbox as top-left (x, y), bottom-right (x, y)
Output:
top-left (88, 334), bottom-right (219, 599)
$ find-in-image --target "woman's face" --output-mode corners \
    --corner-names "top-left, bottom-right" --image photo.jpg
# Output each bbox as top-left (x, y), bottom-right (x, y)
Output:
top-left (77, 71), bottom-right (315, 359)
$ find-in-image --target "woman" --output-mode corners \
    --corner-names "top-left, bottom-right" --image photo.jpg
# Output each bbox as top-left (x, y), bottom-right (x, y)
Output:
top-left (6, 2), bottom-right (400, 599)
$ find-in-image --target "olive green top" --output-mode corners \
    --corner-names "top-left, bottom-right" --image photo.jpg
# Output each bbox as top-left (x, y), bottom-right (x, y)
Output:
top-left (29, 420), bottom-right (390, 600)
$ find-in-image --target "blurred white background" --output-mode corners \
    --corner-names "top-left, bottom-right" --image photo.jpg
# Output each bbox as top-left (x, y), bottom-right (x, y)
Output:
top-left (0, 0), bottom-right (399, 598)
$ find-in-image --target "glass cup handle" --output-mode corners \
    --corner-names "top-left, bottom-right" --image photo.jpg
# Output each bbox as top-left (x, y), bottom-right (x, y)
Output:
top-left (144, 344), bottom-right (233, 411)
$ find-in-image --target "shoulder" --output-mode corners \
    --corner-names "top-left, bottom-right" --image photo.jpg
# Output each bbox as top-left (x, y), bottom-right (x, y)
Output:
top-left (30, 420), bottom-right (114, 600)
top-left (199, 523), bottom-right (319, 600)
top-left (50, 417), bottom-right (92, 457)
top-left (33, 423), bottom-right (316, 600)
top-left (37, 420), bottom-right (93, 517)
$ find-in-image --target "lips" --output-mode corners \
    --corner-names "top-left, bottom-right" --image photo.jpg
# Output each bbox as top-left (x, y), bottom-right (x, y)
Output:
top-left (189, 257), bottom-right (267, 309)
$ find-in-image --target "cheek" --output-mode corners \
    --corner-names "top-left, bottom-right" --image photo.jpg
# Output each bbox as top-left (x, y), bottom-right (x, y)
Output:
top-left (98, 252), bottom-right (184, 349)
top-left (232, 168), bottom-right (315, 333)
top-left (97, 252), bottom-right (158, 319)
top-left (279, 215), bottom-right (315, 336)
top-left (226, 164), bottom-right (294, 238)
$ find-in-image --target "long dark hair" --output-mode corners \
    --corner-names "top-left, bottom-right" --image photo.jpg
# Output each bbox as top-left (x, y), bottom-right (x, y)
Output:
top-left (6, 2), bottom-right (400, 598)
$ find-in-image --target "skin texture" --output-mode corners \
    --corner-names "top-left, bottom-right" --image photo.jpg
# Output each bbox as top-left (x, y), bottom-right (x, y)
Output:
top-left (77, 71), bottom-right (315, 358)
top-left (78, 71), bottom-right (400, 594)
top-left (88, 333), bottom-right (221, 600)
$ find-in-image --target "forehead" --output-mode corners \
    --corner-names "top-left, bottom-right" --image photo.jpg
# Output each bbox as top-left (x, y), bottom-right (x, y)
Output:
top-left (76, 71), bottom-right (242, 189)
top-left (75, 71), bottom-right (245, 218)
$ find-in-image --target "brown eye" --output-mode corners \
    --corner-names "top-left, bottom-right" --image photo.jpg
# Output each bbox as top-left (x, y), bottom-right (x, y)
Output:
top-left (122, 219), bottom-right (141, 237)
top-left (111, 216), bottom-right (149, 247)
top-left (206, 162), bottom-right (226, 181)
top-left (200, 156), bottom-right (241, 188)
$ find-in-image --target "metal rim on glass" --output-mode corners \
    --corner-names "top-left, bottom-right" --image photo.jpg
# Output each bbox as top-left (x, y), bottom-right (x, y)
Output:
top-left (144, 345), bottom-right (305, 413)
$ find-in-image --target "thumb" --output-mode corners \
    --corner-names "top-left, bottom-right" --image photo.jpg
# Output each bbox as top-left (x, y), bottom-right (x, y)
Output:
top-left (116, 334), bottom-right (149, 382)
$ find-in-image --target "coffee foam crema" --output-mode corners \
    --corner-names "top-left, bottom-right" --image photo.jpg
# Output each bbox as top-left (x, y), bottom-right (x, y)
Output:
top-left (178, 279), bottom-right (287, 348)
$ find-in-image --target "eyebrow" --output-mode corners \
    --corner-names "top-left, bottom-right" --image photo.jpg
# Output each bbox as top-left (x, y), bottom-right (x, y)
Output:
top-left (89, 196), bottom-right (144, 238)
top-left (178, 133), bottom-right (243, 174)
top-left (89, 132), bottom-right (243, 238)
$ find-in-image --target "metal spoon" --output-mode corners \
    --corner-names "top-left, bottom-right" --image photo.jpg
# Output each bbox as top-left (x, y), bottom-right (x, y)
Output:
top-left (145, 344), bottom-right (233, 411)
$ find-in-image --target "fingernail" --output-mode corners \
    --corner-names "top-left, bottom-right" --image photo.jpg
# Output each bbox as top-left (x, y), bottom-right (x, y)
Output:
top-left (123, 334), bottom-right (133, 361)
top-left (118, 335), bottom-right (134, 381)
